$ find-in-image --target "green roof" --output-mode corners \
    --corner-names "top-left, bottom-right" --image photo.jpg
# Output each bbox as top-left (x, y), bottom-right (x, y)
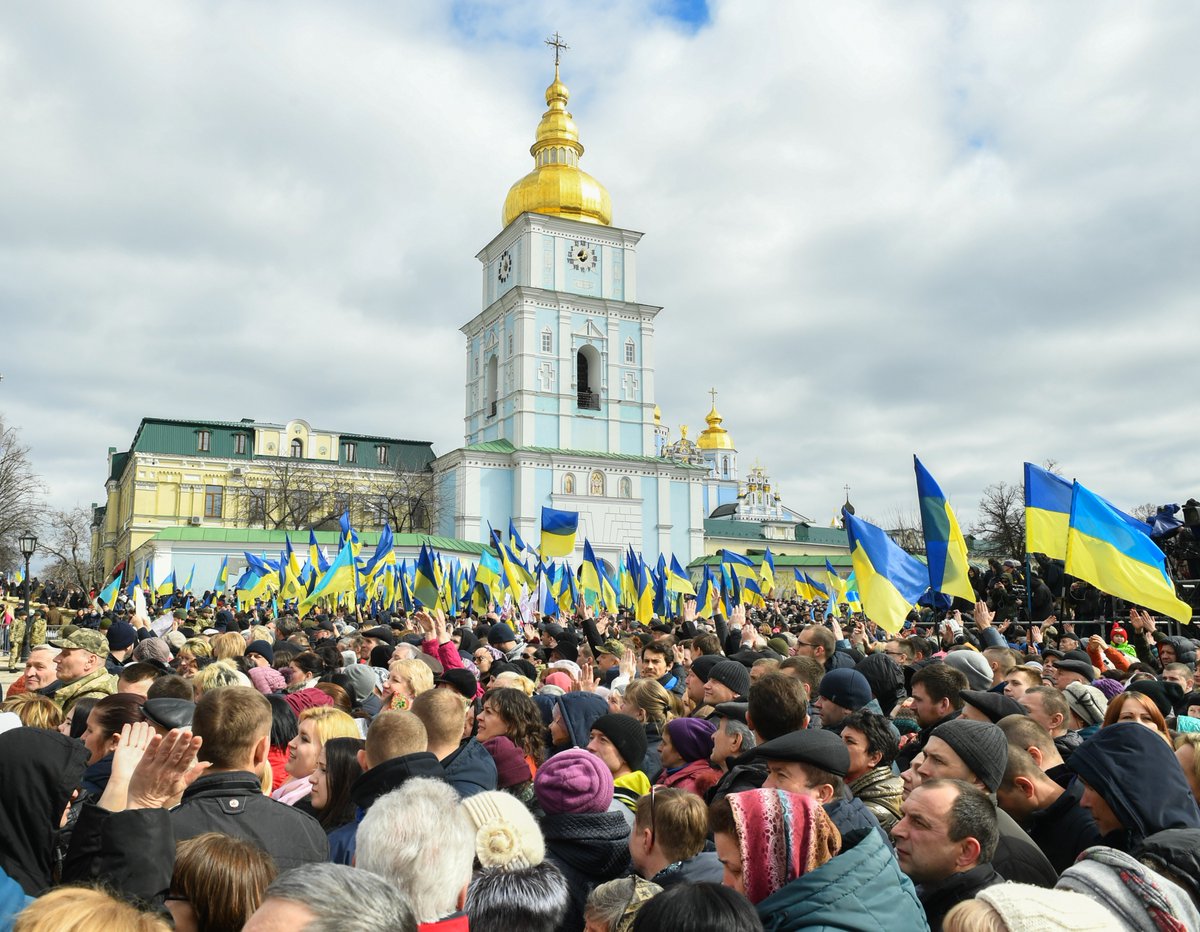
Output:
top-left (151, 526), bottom-right (487, 554)
top-left (687, 553), bottom-right (855, 569)
top-left (704, 518), bottom-right (850, 547)
top-left (463, 438), bottom-right (706, 468)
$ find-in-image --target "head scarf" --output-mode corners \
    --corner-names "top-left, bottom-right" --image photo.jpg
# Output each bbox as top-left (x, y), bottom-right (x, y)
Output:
top-left (1057, 845), bottom-right (1199, 932)
top-left (726, 789), bottom-right (840, 904)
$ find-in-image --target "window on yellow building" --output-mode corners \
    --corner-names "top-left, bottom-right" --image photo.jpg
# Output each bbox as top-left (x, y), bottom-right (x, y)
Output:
top-left (197, 430), bottom-right (210, 452)
top-left (204, 486), bottom-right (223, 519)
top-left (290, 438), bottom-right (303, 458)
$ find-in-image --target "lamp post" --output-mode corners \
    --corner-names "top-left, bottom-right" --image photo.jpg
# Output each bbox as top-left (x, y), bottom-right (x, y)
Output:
top-left (18, 530), bottom-right (37, 662)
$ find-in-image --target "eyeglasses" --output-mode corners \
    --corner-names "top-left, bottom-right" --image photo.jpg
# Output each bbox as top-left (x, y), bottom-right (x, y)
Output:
top-left (883, 650), bottom-right (906, 659)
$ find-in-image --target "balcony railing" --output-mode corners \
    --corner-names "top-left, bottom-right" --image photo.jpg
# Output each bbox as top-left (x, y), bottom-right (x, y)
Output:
top-left (577, 391), bottom-right (600, 411)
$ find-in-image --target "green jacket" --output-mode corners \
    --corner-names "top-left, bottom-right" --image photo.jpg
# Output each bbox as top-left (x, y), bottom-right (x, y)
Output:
top-left (54, 668), bottom-right (117, 713)
top-left (756, 828), bottom-right (928, 932)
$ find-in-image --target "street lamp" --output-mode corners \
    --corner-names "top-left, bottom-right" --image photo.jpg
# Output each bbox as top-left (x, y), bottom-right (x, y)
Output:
top-left (18, 530), bottom-right (37, 662)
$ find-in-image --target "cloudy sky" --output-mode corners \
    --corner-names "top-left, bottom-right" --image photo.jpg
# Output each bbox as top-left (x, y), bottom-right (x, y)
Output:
top-left (2, 0), bottom-right (1198, 532)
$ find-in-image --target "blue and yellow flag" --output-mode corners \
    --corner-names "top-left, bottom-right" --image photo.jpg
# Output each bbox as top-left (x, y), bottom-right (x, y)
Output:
top-left (298, 540), bottom-right (357, 614)
top-left (914, 456), bottom-right (976, 604)
top-left (413, 544), bottom-right (441, 608)
top-left (157, 570), bottom-right (176, 598)
top-left (182, 564), bottom-right (196, 595)
top-left (1065, 482), bottom-right (1191, 622)
top-left (213, 556), bottom-right (229, 593)
top-left (666, 555), bottom-right (696, 596)
top-left (759, 548), bottom-right (776, 596)
top-left (792, 568), bottom-right (811, 601)
top-left (477, 549), bottom-right (502, 597)
top-left (1024, 462), bottom-right (1072, 560)
top-left (540, 507), bottom-right (579, 559)
top-left (843, 510), bottom-right (929, 634)
top-left (635, 558), bottom-right (656, 623)
top-left (508, 519), bottom-right (529, 554)
top-left (308, 530), bottom-right (330, 573)
top-left (97, 572), bottom-right (122, 610)
top-left (580, 539), bottom-right (604, 605)
top-left (696, 566), bottom-right (717, 617)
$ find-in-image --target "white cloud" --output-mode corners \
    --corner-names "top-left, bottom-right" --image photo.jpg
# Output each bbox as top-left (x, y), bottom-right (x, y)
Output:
top-left (2, 0), bottom-right (1198, 534)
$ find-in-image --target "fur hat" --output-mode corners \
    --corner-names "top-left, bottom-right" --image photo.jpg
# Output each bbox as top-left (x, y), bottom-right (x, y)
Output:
top-left (534, 748), bottom-right (613, 815)
top-left (460, 791), bottom-right (545, 870)
top-left (465, 861), bottom-right (569, 931)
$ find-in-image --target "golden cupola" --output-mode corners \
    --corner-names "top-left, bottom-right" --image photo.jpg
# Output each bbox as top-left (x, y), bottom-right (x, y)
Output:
top-left (502, 63), bottom-right (612, 227)
top-left (697, 397), bottom-right (735, 450)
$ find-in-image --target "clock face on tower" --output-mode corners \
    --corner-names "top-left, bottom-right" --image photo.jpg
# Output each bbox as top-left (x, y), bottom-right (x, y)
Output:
top-left (497, 250), bottom-right (512, 283)
top-left (568, 239), bottom-right (597, 273)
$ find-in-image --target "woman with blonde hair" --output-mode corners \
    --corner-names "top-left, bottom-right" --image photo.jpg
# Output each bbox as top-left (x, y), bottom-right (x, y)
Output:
top-left (14, 886), bottom-right (169, 932)
top-left (210, 631), bottom-right (246, 661)
top-left (490, 671), bottom-right (535, 696)
top-left (166, 832), bottom-right (277, 932)
top-left (272, 706), bottom-right (361, 807)
top-left (620, 678), bottom-right (678, 784)
top-left (191, 660), bottom-right (249, 699)
top-left (382, 657), bottom-right (434, 711)
top-left (174, 639), bottom-right (212, 677)
top-left (1, 693), bottom-right (63, 730)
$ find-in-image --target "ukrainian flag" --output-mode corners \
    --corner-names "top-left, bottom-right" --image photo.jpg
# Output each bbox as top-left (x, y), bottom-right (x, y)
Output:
top-left (308, 530), bottom-right (330, 573)
top-left (580, 539), bottom-right (604, 603)
top-left (477, 550), bottom-right (502, 594)
top-left (540, 507), bottom-right (579, 559)
top-left (214, 556), bottom-right (229, 592)
top-left (97, 572), bottom-right (122, 610)
top-left (182, 564), bottom-right (196, 595)
top-left (1065, 482), bottom-right (1191, 623)
top-left (914, 456), bottom-right (976, 604)
top-left (412, 544), bottom-right (441, 608)
top-left (760, 548), bottom-right (776, 596)
top-left (792, 568), bottom-right (811, 600)
top-left (635, 559), bottom-right (656, 623)
top-left (1025, 462), bottom-right (1073, 560)
top-left (298, 540), bottom-right (357, 614)
top-left (843, 510), bottom-right (929, 634)
top-left (666, 555), bottom-right (696, 595)
top-left (157, 570), bottom-right (176, 599)
top-left (509, 519), bottom-right (529, 554)
top-left (696, 566), bottom-right (717, 618)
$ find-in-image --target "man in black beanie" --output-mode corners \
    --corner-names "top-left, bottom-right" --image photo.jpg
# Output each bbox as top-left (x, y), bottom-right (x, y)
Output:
top-left (587, 713), bottom-right (650, 813)
top-left (703, 660), bottom-right (750, 706)
top-left (915, 718), bottom-right (1057, 887)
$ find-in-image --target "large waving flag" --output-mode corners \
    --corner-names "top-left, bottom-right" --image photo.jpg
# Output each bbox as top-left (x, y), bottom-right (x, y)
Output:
top-left (914, 456), bottom-right (976, 604)
top-left (540, 507), bottom-right (579, 559)
top-left (1065, 482), bottom-right (1191, 622)
top-left (508, 519), bottom-right (529, 554)
top-left (666, 555), bottom-right (696, 596)
top-left (213, 556), bottom-right (229, 593)
top-left (759, 548), bottom-right (776, 596)
top-left (298, 540), bottom-right (357, 614)
top-left (696, 566), bottom-right (717, 617)
top-left (182, 564), bottom-right (196, 595)
top-left (1025, 462), bottom-right (1073, 559)
top-left (412, 544), bottom-right (441, 608)
top-left (308, 529), bottom-right (330, 573)
top-left (843, 510), bottom-right (930, 634)
top-left (156, 570), bottom-right (176, 598)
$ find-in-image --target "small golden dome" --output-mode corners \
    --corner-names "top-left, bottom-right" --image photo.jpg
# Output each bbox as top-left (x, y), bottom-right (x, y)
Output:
top-left (502, 65), bottom-right (612, 228)
top-left (697, 403), bottom-right (735, 450)
top-left (653, 404), bottom-right (662, 424)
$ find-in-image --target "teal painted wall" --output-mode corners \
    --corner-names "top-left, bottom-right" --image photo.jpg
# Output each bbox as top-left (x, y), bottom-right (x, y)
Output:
top-left (642, 479), bottom-right (658, 554)
top-left (670, 480), bottom-right (691, 560)
top-left (479, 467), bottom-right (514, 537)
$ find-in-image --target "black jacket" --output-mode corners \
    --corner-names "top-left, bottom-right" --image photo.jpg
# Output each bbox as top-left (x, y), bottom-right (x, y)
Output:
top-left (441, 738), bottom-right (497, 798)
top-left (62, 804), bottom-right (174, 908)
top-left (704, 752), bottom-right (767, 805)
top-left (1024, 781), bottom-right (1102, 874)
top-left (895, 710), bottom-right (960, 772)
top-left (650, 851), bottom-right (723, 888)
top-left (917, 863), bottom-right (1003, 932)
top-left (170, 771), bottom-right (328, 871)
top-left (1138, 828), bottom-right (1200, 907)
top-left (642, 723), bottom-right (665, 784)
top-left (993, 807), bottom-right (1057, 887)
top-left (540, 809), bottom-right (631, 932)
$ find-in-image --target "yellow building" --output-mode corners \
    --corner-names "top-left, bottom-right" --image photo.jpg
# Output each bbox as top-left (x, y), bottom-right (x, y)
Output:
top-left (92, 416), bottom-right (437, 579)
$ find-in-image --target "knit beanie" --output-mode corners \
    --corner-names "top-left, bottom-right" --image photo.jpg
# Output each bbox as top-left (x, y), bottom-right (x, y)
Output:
top-left (1092, 677), bottom-right (1125, 701)
top-left (543, 671), bottom-right (572, 691)
top-left (489, 622), bottom-right (517, 646)
top-left (246, 639), bottom-right (274, 664)
top-left (974, 883), bottom-right (1119, 931)
top-left (818, 669), bottom-right (872, 711)
top-left (1062, 682), bottom-right (1108, 727)
top-left (535, 748), bottom-right (614, 815)
top-left (590, 713), bottom-right (648, 772)
top-left (131, 636), bottom-right (173, 665)
top-left (689, 655), bottom-right (723, 683)
top-left (106, 621), bottom-right (138, 652)
top-left (767, 637), bottom-right (791, 657)
top-left (460, 790), bottom-right (545, 870)
top-left (930, 719), bottom-right (1008, 793)
top-left (665, 717), bottom-right (716, 764)
top-left (1110, 623), bottom-right (1128, 641)
top-left (482, 736), bottom-right (533, 789)
top-left (942, 650), bottom-right (993, 691)
top-left (1126, 679), bottom-right (1182, 718)
top-left (708, 660), bottom-right (751, 698)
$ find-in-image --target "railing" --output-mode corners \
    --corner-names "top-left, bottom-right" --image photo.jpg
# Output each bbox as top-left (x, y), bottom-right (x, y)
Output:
top-left (577, 391), bottom-right (600, 411)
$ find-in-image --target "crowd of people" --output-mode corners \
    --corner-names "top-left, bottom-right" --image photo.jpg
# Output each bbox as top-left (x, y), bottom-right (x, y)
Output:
top-left (1, 586), bottom-right (1199, 931)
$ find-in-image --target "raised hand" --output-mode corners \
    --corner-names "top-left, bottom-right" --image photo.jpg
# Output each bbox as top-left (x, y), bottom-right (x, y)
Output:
top-left (973, 601), bottom-right (994, 629)
top-left (127, 729), bottom-right (209, 810)
top-left (578, 659), bottom-right (597, 692)
top-left (619, 647), bottom-right (638, 681)
top-left (682, 598), bottom-right (697, 624)
top-left (97, 722), bottom-right (157, 812)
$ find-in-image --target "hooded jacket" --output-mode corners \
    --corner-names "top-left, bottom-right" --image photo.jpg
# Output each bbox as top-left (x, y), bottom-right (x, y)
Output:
top-left (328, 751), bottom-right (446, 864)
top-left (1067, 721), bottom-right (1200, 852)
top-left (1137, 828), bottom-right (1200, 908)
top-left (441, 738), bottom-right (498, 798)
top-left (554, 692), bottom-right (609, 750)
top-left (540, 809), bottom-right (631, 932)
top-left (755, 825), bottom-right (928, 932)
top-left (0, 728), bottom-right (88, 895)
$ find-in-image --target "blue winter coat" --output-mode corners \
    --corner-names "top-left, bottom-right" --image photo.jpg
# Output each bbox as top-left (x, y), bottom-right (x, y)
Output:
top-left (755, 828), bottom-right (928, 932)
top-left (441, 738), bottom-right (497, 798)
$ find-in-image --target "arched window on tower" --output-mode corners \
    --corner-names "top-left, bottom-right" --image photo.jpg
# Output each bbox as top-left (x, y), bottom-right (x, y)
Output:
top-left (619, 477), bottom-right (632, 499)
top-left (576, 344), bottom-right (601, 410)
top-left (486, 355), bottom-right (498, 418)
top-left (541, 327), bottom-right (553, 354)
top-left (590, 471), bottom-right (605, 497)
top-left (290, 438), bottom-right (303, 458)
top-left (563, 473), bottom-right (575, 495)
top-left (722, 456), bottom-right (730, 478)
top-left (625, 338), bottom-right (636, 365)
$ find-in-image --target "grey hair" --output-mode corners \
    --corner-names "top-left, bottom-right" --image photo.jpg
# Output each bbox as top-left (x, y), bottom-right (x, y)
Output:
top-left (261, 863), bottom-right (416, 932)
top-left (393, 643), bottom-right (420, 661)
top-left (466, 863), bottom-right (569, 932)
top-left (722, 718), bottom-right (756, 752)
top-left (357, 778), bottom-right (474, 923)
top-left (584, 877), bottom-right (660, 930)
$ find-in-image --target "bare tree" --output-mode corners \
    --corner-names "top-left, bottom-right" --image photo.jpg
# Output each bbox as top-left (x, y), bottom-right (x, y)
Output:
top-left (1130, 503), bottom-right (1158, 522)
top-left (371, 466), bottom-right (440, 534)
top-left (862, 507), bottom-right (925, 555)
top-left (971, 481), bottom-right (1025, 558)
top-left (39, 506), bottom-right (98, 590)
top-left (232, 460), bottom-right (360, 531)
top-left (0, 415), bottom-right (45, 569)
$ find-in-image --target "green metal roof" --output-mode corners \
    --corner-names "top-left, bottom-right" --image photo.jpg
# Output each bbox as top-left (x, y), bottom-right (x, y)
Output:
top-left (687, 553), bottom-right (855, 569)
top-left (151, 526), bottom-right (487, 554)
top-left (703, 518), bottom-right (850, 547)
top-left (463, 438), bottom-right (707, 469)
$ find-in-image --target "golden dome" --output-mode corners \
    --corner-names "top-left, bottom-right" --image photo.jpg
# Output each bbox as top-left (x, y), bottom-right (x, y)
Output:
top-left (697, 403), bottom-right (735, 450)
top-left (502, 65), bottom-right (612, 228)
top-left (653, 404), bottom-right (662, 424)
